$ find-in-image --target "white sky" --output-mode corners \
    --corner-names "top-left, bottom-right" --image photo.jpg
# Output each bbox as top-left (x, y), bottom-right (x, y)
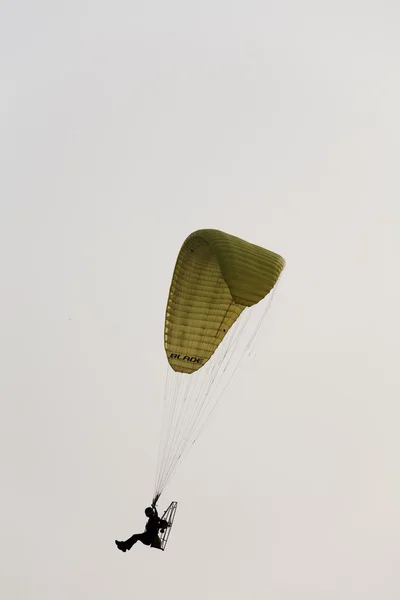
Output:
top-left (2, 1), bottom-right (400, 598)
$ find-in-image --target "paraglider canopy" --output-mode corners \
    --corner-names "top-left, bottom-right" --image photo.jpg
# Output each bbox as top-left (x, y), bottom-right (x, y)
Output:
top-left (165, 228), bottom-right (285, 374)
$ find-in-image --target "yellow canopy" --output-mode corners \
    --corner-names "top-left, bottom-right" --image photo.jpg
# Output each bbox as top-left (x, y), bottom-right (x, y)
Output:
top-left (164, 229), bottom-right (285, 374)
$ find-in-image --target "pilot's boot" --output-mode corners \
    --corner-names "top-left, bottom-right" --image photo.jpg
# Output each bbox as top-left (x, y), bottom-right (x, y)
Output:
top-left (115, 540), bottom-right (127, 552)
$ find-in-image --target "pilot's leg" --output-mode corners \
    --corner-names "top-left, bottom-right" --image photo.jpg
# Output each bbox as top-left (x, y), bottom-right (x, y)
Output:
top-left (115, 533), bottom-right (143, 552)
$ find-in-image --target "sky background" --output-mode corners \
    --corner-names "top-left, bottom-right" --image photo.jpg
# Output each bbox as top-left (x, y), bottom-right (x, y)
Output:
top-left (2, 1), bottom-right (400, 598)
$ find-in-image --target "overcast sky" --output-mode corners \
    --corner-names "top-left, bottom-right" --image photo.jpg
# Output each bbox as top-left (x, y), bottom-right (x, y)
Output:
top-left (2, 1), bottom-right (400, 598)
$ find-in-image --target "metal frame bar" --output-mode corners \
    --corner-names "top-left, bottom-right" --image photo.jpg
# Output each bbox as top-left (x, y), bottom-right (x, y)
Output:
top-left (153, 501), bottom-right (178, 551)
